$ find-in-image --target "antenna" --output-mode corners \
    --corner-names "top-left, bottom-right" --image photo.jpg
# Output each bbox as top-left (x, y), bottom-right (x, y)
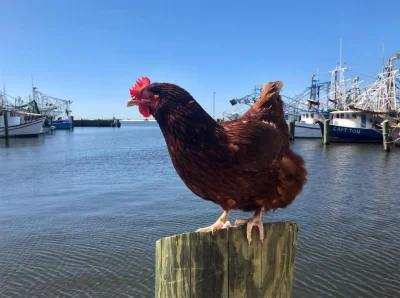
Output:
top-left (1, 70), bottom-right (5, 95)
top-left (339, 38), bottom-right (342, 69)
top-left (382, 40), bottom-right (385, 72)
top-left (31, 74), bottom-right (35, 102)
top-left (1, 72), bottom-right (4, 107)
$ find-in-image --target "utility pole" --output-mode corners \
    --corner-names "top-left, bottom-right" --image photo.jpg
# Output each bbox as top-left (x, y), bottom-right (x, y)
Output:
top-left (213, 92), bottom-right (216, 119)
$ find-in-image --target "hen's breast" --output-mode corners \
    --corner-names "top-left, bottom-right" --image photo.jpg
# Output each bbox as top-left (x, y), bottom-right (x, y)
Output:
top-left (165, 138), bottom-right (282, 212)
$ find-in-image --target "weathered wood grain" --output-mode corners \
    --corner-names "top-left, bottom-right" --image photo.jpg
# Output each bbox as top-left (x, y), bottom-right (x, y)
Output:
top-left (190, 229), bottom-right (229, 298)
top-left (155, 238), bottom-right (163, 297)
top-left (155, 233), bottom-right (191, 297)
top-left (228, 224), bottom-right (263, 297)
top-left (155, 221), bottom-right (298, 298)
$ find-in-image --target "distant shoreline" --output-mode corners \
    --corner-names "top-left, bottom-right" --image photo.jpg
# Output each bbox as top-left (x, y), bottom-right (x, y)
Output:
top-left (120, 119), bottom-right (156, 122)
top-left (73, 119), bottom-right (156, 122)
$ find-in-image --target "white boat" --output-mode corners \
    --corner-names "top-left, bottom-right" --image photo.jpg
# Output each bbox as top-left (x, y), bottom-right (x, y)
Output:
top-left (285, 112), bottom-right (321, 138)
top-left (315, 110), bottom-right (384, 142)
top-left (314, 52), bottom-right (400, 143)
top-left (293, 112), bottom-right (323, 138)
top-left (283, 64), bottom-right (358, 139)
top-left (0, 110), bottom-right (46, 138)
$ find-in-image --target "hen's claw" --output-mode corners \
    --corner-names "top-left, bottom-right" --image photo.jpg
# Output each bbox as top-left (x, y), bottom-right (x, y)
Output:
top-left (196, 220), bottom-right (232, 235)
top-left (196, 210), bottom-right (231, 235)
top-left (234, 208), bottom-right (264, 244)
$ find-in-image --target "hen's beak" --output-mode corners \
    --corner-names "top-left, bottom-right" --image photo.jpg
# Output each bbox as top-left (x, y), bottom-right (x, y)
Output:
top-left (127, 98), bottom-right (139, 107)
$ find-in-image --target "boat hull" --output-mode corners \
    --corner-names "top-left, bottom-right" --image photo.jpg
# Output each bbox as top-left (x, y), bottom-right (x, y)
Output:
top-left (52, 120), bottom-right (72, 129)
top-left (294, 123), bottom-right (322, 139)
top-left (0, 118), bottom-right (46, 138)
top-left (316, 121), bottom-right (383, 143)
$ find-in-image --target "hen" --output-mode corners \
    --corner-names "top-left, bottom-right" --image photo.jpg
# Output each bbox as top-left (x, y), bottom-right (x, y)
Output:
top-left (127, 77), bottom-right (307, 243)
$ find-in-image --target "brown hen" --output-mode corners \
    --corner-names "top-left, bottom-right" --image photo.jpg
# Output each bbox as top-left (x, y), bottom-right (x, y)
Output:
top-left (127, 77), bottom-right (307, 243)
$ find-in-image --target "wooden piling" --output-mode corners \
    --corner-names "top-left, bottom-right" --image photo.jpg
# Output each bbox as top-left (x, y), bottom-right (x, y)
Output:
top-left (382, 120), bottom-right (390, 152)
top-left (4, 111), bottom-right (9, 139)
top-left (155, 222), bottom-right (298, 298)
top-left (289, 121), bottom-right (295, 141)
top-left (323, 119), bottom-right (330, 145)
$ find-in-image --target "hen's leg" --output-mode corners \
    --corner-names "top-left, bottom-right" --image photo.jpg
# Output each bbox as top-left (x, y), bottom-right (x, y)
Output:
top-left (234, 208), bottom-right (264, 244)
top-left (196, 210), bottom-right (231, 235)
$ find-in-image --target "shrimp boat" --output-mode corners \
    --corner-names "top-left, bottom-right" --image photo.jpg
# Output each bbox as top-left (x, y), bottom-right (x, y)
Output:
top-left (283, 63), bottom-right (361, 139)
top-left (285, 110), bottom-right (323, 138)
top-left (315, 53), bottom-right (400, 143)
top-left (0, 109), bottom-right (46, 138)
top-left (32, 86), bottom-right (73, 130)
top-left (222, 77), bottom-right (333, 139)
top-left (316, 110), bottom-right (384, 142)
top-left (283, 73), bottom-right (333, 139)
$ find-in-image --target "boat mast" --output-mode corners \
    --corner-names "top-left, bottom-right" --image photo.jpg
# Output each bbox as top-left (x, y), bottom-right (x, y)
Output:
top-left (1, 83), bottom-right (5, 108)
top-left (339, 39), bottom-right (343, 84)
top-left (382, 41), bottom-right (385, 73)
top-left (31, 75), bottom-right (36, 103)
top-left (387, 53), bottom-right (400, 112)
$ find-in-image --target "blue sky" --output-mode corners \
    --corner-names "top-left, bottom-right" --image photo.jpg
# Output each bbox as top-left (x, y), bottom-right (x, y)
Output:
top-left (1, 0), bottom-right (399, 119)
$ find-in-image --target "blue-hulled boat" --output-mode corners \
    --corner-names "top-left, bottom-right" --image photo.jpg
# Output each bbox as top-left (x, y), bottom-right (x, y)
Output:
top-left (315, 110), bottom-right (384, 143)
top-left (52, 119), bottom-right (72, 129)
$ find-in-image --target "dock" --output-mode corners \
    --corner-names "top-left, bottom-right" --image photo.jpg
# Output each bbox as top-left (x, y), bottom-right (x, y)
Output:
top-left (72, 118), bottom-right (121, 127)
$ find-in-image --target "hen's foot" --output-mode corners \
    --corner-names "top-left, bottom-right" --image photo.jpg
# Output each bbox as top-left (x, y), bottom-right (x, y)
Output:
top-left (195, 220), bottom-right (232, 234)
top-left (196, 210), bottom-right (231, 235)
top-left (234, 208), bottom-right (264, 244)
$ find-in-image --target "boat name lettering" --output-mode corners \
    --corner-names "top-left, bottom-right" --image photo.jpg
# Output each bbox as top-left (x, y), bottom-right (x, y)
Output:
top-left (332, 127), bottom-right (361, 134)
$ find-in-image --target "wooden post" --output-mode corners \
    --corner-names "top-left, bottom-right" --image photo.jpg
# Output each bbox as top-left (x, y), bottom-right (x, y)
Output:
top-left (323, 119), bottom-right (330, 145)
top-left (288, 121), bottom-right (295, 141)
top-left (155, 222), bottom-right (298, 298)
top-left (4, 111), bottom-right (9, 139)
top-left (382, 120), bottom-right (390, 152)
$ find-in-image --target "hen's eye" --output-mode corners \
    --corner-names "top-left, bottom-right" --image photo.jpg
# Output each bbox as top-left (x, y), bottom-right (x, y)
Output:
top-left (142, 90), bottom-right (152, 98)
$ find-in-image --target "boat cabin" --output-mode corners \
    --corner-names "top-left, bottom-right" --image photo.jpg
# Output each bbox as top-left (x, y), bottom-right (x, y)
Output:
top-left (285, 112), bottom-right (296, 122)
top-left (0, 110), bottom-right (43, 128)
top-left (0, 111), bottom-right (21, 127)
top-left (297, 111), bottom-right (323, 124)
top-left (329, 111), bottom-right (380, 129)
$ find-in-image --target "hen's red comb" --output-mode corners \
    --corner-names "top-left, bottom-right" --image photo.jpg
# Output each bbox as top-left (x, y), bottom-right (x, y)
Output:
top-left (129, 76), bottom-right (151, 98)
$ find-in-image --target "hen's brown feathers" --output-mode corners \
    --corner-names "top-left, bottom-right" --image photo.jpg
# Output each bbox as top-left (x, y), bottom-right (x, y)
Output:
top-left (149, 81), bottom-right (307, 212)
top-left (242, 81), bottom-right (289, 140)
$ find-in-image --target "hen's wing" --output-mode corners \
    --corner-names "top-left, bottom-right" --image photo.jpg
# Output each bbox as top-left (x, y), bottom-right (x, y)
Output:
top-left (200, 81), bottom-right (288, 168)
top-left (220, 119), bottom-right (287, 172)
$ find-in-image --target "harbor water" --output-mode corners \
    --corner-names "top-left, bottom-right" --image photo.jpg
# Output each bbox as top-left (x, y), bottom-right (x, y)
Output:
top-left (0, 122), bottom-right (399, 298)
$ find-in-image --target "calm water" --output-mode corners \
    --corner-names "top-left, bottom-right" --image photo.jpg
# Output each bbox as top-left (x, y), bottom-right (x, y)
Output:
top-left (1, 122), bottom-right (400, 298)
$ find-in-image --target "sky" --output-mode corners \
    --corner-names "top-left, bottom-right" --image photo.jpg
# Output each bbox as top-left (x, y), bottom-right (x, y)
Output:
top-left (0, 0), bottom-right (399, 120)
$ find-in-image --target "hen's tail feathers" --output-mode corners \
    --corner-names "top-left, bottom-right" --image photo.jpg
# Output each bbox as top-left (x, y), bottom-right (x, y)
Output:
top-left (242, 81), bottom-right (289, 138)
top-left (252, 81), bottom-right (283, 112)
top-left (267, 149), bottom-right (307, 211)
